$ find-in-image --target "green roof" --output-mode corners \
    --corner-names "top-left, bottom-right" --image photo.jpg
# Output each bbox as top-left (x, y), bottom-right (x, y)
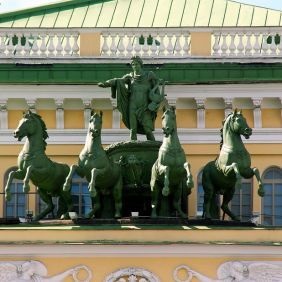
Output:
top-left (0, 0), bottom-right (281, 28)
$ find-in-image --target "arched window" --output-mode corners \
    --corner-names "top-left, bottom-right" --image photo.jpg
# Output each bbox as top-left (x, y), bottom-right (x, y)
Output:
top-left (262, 166), bottom-right (282, 226)
top-left (4, 168), bottom-right (27, 218)
top-left (71, 173), bottom-right (91, 217)
top-left (230, 178), bottom-right (252, 221)
top-left (197, 170), bottom-right (204, 217)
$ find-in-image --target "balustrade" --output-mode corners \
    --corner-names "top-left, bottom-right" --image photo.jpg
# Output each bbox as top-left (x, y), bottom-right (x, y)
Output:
top-left (0, 27), bottom-right (281, 59)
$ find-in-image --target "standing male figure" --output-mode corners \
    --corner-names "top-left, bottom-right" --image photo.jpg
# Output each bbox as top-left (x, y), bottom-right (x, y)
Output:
top-left (98, 56), bottom-right (164, 141)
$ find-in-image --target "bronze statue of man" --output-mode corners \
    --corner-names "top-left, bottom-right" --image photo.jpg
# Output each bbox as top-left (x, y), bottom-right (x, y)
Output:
top-left (98, 56), bottom-right (164, 141)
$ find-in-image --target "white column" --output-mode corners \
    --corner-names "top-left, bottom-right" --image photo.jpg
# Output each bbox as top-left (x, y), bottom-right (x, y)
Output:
top-left (280, 98), bottom-right (282, 123)
top-left (0, 99), bottom-right (8, 129)
top-left (252, 98), bottom-right (262, 128)
top-left (26, 98), bottom-right (36, 112)
top-left (111, 98), bottom-right (120, 129)
top-left (195, 98), bottom-right (205, 129)
top-left (224, 98), bottom-right (233, 118)
top-left (83, 99), bottom-right (92, 129)
top-left (55, 99), bottom-right (64, 129)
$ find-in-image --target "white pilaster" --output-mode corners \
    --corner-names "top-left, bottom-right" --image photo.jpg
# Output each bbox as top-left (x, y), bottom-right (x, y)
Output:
top-left (83, 99), bottom-right (92, 129)
top-left (195, 98), bottom-right (206, 129)
top-left (0, 99), bottom-right (8, 129)
top-left (111, 98), bottom-right (120, 129)
top-left (55, 99), bottom-right (64, 129)
top-left (26, 98), bottom-right (36, 112)
top-left (252, 98), bottom-right (262, 128)
top-left (224, 98), bottom-right (233, 118)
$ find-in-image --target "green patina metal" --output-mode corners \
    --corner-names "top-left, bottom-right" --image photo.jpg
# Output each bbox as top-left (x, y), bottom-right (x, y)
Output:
top-left (63, 110), bottom-right (123, 219)
top-left (202, 109), bottom-right (264, 221)
top-left (0, 0), bottom-right (281, 28)
top-left (5, 111), bottom-right (73, 221)
top-left (0, 62), bottom-right (282, 85)
top-left (150, 106), bottom-right (193, 218)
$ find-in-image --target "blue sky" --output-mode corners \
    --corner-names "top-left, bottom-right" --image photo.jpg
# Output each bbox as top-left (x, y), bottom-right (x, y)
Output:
top-left (0, 0), bottom-right (282, 13)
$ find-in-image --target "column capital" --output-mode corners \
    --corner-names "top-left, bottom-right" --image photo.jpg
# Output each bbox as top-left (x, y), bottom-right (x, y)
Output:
top-left (82, 99), bottom-right (92, 109)
top-left (26, 98), bottom-right (36, 110)
top-left (195, 97), bottom-right (205, 109)
top-left (167, 98), bottom-right (177, 107)
top-left (224, 98), bottom-right (233, 109)
top-left (0, 99), bottom-right (7, 110)
top-left (55, 99), bottom-right (64, 109)
top-left (252, 98), bottom-right (262, 109)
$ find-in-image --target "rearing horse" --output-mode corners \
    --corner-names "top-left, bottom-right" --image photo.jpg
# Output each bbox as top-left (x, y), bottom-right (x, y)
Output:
top-left (63, 111), bottom-right (123, 218)
top-left (150, 106), bottom-right (194, 218)
top-left (4, 111), bottom-right (72, 221)
top-left (202, 109), bottom-right (264, 220)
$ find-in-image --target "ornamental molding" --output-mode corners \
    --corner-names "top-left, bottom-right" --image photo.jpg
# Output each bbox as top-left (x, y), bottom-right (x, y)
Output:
top-left (0, 128), bottom-right (281, 145)
top-left (0, 260), bottom-right (92, 282)
top-left (175, 261), bottom-right (282, 282)
top-left (1, 84), bottom-right (282, 103)
top-left (104, 267), bottom-right (160, 282)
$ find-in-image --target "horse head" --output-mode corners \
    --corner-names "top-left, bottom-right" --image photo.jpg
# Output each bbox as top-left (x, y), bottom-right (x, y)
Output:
top-left (89, 110), bottom-right (103, 138)
top-left (223, 109), bottom-right (252, 140)
top-left (161, 106), bottom-right (176, 137)
top-left (14, 110), bottom-right (48, 142)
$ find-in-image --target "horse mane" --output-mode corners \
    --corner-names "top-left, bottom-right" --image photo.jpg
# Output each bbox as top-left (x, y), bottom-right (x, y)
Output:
top-left (25, 111), bottom-right (49, 149)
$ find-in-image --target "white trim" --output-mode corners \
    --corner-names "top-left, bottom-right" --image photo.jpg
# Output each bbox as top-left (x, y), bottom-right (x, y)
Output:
top-left (0, 128), bottom-right (281, 145)
top-left (0, 244), bottom-right (282, 257)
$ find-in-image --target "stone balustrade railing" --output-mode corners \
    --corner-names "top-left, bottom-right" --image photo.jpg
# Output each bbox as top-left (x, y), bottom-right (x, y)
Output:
top-left (0, 27), bottom-right (282, 59)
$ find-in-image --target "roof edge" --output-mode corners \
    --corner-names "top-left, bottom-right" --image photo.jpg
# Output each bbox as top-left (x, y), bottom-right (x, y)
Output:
top-left (0, 0), bottom-right (108, 18)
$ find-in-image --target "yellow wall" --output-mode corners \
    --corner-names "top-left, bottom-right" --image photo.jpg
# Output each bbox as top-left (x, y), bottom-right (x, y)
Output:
top-left (262, 109), bottom-right (282, 127)
top-left (205, 109), bottom-right (224, 128)
top-left (64, 110), bottom-right (84, 129)
top-left (177, 109), bottom-right (197, 128)
top-left (8, 110), bottom-right (24, 129)
top-left (37, 110), bottom-right (56, 129)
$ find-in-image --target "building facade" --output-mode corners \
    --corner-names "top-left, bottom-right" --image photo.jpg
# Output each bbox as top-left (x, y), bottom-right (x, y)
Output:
top-left (0, 0), bottom-right (281, 281)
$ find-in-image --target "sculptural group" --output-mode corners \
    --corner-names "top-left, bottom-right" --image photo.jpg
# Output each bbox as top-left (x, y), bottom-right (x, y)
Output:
top-left (4, 57), bottom-right (264, 222)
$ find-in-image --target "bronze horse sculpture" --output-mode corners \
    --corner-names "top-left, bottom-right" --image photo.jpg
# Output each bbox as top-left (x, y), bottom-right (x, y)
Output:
top-left (150, 106), bottom-right (194, 218)
top-left (63, 111), bottom-right (123, 218)
top-left (5, 111), bottom-right (72, 221)
top-left (202, 109), bottom-right (264, 220)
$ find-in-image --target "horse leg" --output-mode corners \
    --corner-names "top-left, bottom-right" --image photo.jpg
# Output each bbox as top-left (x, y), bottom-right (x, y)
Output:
top-left (58, 190), bottom-right (73, 219)
top-left (89, 167), bottom-right (101, 197)
top-left (87, 191), bottom-right (101, 218)
top-left (34, 189), bottom-right (54, 221)
top-left (253, 167), bottom-right (264, 197)
top-left (63, 164), bottom-right (78, 192)
top-left (23, 165), bottom-right (33, 193)
top-left (113, 175), bottom-right (122, 218)
top-left (162, 165), bottom-right (170, 196)
top-left (223, 162), bottom-right (242, 189)
top-left (184, 162), bottom-right (194, 191)
top-left (172, 184), bottom-right (187, 218)
top-left (150, 164), bottom-right (159, 217)
top-left (5, 169), bottom-right (25, 201)
top-left (221, 188), bottom-right (239, 221)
